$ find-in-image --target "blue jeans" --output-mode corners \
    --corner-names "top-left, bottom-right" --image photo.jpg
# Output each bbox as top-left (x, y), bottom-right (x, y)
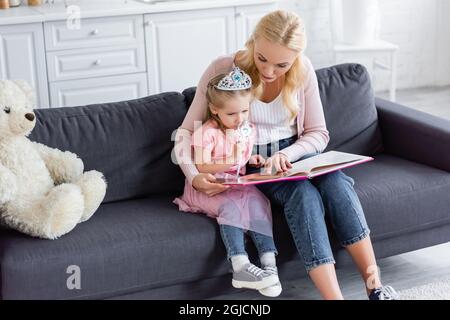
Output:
top-left (219, 224), bottom-right (278, 260)
top-left (248, 136), bottom-right (370, 272)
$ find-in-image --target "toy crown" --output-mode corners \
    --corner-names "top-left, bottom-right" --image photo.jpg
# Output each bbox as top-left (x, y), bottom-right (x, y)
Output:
top-left (215, 67), bottom-right (252, 91)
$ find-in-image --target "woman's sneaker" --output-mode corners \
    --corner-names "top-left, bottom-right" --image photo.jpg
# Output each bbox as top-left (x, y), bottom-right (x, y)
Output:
top-left (232, 263), bottom-right (278, 290)
top-left (368, 285), bottom-right (399, 300)
top-left (258, 266), bottom-right (282, 297)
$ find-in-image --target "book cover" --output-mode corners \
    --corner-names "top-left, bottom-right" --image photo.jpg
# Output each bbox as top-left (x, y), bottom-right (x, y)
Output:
top-left (216, 151), bottom-right (374, 186)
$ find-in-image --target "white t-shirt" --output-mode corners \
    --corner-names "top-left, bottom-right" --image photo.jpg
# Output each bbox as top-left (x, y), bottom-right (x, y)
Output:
top-left (250, 93), bottom-right (298, 145)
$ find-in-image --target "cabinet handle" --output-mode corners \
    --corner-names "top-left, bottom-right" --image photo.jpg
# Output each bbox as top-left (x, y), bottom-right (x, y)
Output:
top-left (91, 29), bottom-right (99, 35)
top-left (145, 21), bottom-right (153, 27)
top-left (93, 59), bottom-right (102, 66)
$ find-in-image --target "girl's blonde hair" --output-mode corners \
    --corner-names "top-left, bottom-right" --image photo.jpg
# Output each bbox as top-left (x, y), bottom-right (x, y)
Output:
top-left (235, 10), bottom-right (307, 123)
top-left (206, 73), bottom-right (252, 131)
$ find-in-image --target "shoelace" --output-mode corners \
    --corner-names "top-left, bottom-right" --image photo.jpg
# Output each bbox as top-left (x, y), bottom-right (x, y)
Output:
top-left (264, 266), bottom-right (278, 275)
top-left (247, 264), bottom-right (265, 277)
top-left (373, 285), bottom-right (399, 300)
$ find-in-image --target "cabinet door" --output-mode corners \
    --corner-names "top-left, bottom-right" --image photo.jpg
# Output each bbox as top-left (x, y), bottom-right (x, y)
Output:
top-left (49, 73), bottom-right (148, 108)
top-left (0, 23), bottom-right (49, 108)
top-left (235, 3), bottom-right (278, 50)
top-left (145, 8), bottom-right (236, 94)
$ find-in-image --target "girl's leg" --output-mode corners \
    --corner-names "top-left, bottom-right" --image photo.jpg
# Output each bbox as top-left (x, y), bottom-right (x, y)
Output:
top-left (310, 170), bottom-right (382, 294)
top-left (257, 180), bottom-right (343, 300)
top-left (248, 231), bottom-right (282, 297)
top-left (219, 224), bottom-right (248, 270)
top-left (248, 230), bottom-right (278, 261)
top-left (219, 224), bottom-right (278, 290)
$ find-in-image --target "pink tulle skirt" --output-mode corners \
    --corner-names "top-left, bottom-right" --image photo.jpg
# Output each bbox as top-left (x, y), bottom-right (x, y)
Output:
top-left (173, 174), bottom-right (273, 237)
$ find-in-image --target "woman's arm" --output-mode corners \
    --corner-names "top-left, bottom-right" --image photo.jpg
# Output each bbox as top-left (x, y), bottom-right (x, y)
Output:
top-left (173, 55), bottom-right (235, 184)
top-left (277, 56), bottom-right (330, 163)
top-left (173, 127), bottom-right (199, 184)
top-left (173, 62), bottom-right (214, 184)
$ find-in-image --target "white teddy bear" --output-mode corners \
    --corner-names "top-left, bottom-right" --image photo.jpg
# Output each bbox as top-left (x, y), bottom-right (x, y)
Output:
top-left (0, 80), bottom-right (107, 239)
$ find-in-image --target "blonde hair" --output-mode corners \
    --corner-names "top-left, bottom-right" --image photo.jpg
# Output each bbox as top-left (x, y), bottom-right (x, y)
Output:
top-left (206, 74), bottom-right (252, 131)
top-left (235, 10), bottom-right (307, 123)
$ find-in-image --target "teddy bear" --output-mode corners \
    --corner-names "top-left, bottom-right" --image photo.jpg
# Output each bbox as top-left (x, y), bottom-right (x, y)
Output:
top-left (0, 80), bottom-right (107, 239)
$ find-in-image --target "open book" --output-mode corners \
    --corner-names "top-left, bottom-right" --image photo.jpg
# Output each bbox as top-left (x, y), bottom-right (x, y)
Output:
top-left (216, 151), bottom-right (373, 186)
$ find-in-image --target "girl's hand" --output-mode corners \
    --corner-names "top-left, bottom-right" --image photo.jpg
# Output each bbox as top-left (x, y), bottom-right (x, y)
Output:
top-left (248, 154), bottom-right (265, 168)
top-left (192, 173), bottom-right (229, 196)
top-left (263, 153), bottom-right (292, 175)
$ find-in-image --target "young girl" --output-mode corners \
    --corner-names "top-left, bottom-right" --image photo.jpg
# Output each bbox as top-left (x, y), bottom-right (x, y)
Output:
top-left (173, 67), bottom-right (282, 297)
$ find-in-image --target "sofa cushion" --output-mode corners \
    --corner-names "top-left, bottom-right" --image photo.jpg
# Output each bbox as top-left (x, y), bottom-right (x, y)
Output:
top-left (318, 63), bottom-right (384, 156)
top-left (29, 93), bottom-right (187, 203)
top-left (184, 63), bottom-right (383, 156)
top-left (0, 197), bottom-right (294, 300)
top-left (343, 154), bottom-right (450, 241)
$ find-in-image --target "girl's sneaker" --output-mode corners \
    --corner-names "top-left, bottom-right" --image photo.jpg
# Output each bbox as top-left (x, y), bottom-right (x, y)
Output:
top-left (368, 285), bottom-right (399, 300)
top-left (232, 263), bottom-right (279, 290)
top-left (258, 266), bottom-right (282, 297)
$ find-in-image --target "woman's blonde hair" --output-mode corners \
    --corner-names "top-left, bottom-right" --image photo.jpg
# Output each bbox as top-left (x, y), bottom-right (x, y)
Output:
top-left (235, 10), bottom-right (307, 123)
top-left (206, 73), bottom-right (252, 131)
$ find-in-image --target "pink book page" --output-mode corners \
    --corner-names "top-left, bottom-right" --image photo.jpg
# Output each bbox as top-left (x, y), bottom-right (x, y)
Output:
top-left (216, 151), bottom-right (374, 186)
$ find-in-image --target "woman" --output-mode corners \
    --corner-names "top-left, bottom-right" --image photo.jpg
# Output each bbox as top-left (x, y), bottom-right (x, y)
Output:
top-left (173, 10), bottom-right (398, 300)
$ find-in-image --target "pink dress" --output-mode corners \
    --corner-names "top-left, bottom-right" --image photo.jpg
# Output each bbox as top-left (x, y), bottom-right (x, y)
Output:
top-left (173, 120), bottom-right (273, 237)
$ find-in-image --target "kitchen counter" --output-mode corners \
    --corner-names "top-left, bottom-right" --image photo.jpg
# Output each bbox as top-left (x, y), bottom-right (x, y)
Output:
top-left (0, 0), bottom-right (277, 25)
top-left (0, 5), bottom-right (43, 25)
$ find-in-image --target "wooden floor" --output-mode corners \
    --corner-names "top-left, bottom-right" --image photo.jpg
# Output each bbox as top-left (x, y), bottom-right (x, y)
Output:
top-left (211, 242), bottom-right (450, 300)
top-left (211, 86), bottom-right (450, 300)
top-left (378, 85), bottom-right (450, 120)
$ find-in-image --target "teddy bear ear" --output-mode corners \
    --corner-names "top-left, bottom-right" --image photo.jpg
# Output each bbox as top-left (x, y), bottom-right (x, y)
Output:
top-left (12, 80), bottom-right (35, 107)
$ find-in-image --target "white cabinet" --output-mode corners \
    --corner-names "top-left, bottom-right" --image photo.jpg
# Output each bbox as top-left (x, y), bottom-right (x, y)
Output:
top-left (144, 8), bottom-right (236, 94)
top-left (144, 2), bottom-right (278, 94)
top-left (0, 1), bottom-right (278, 108)
top-left (0, 23), bottom-right (49, 108)
top-left (235, 3), bottom-right (278, 50)
top-left (44, 14), bottom-right (148, 108)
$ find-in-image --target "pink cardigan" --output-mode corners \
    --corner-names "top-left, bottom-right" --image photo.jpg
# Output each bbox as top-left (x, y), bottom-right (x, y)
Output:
top-left (173, 53), bottom-right (330, 184)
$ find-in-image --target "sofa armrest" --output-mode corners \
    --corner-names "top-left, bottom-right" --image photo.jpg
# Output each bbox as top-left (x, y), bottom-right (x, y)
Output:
top-left (375, 97), bottom-right (450, 172)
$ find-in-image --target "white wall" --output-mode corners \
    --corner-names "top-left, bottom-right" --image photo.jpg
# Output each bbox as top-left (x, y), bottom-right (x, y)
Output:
top-left (436, 0), bottom-right (450, 86)
top-left (278, 0), bottom-right (450, 92)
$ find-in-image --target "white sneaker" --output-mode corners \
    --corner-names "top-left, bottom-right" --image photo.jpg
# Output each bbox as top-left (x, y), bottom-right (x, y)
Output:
top-left (231, 263), bottom-right (279, 290)
top-left (258, 266), bottom-right (282, 297)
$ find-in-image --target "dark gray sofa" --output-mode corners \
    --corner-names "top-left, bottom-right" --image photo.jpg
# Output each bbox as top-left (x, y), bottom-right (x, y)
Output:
top-left (1, 63), bottom-right (449, 300)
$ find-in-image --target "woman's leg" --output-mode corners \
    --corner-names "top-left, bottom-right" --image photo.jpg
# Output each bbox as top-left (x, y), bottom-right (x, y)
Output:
top-left (309, 264), bottom-right (343, 300)
top-left (257, 180), bottom-right (344, 300)
top-left (310, 170), bottom-right (382, 294)
top-left (345, 237), bottom-right (382, 294)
